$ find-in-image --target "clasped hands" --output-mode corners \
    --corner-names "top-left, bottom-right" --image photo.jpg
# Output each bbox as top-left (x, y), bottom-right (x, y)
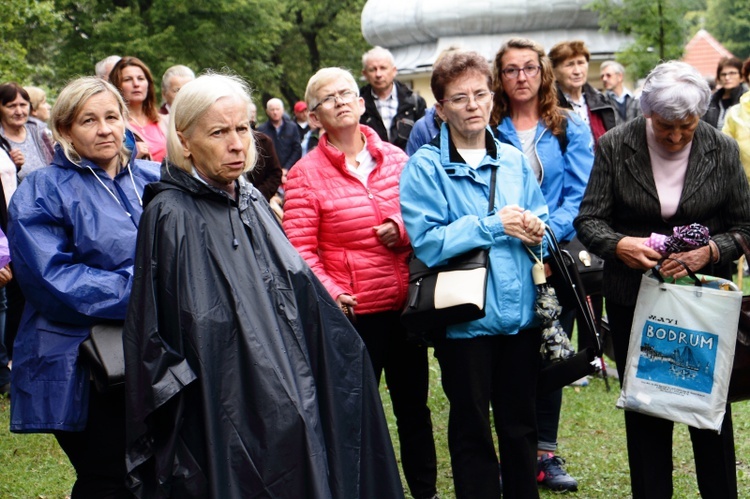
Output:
top-left (500, 205), bottom-right (545, 245)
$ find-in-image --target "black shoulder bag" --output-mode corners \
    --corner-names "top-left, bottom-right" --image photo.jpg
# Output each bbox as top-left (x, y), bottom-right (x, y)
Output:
top-left (401, 167), bottom-right (497, 343)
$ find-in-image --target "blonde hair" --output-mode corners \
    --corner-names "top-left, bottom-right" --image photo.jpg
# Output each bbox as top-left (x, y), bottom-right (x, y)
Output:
top-left (166, 73), bottom-right (256, 173)
top-left (50, 77), bottom-right (129, 166)
top-left (305, 67), bottom-right (359, 111)
top-left (24, 86), bottom-right (47, 112)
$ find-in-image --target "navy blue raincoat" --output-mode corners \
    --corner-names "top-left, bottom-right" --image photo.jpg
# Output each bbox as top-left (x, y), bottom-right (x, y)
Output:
top-left (8, 145), bottom-right (159, 432)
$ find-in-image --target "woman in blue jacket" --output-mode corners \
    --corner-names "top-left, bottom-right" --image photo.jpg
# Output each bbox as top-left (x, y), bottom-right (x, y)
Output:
top-left (491, 37), bottom-right (595, 493)
top-left (8, 77), bottom-right (159, 497)
top-left (400, 50), bottom-right (548, 499)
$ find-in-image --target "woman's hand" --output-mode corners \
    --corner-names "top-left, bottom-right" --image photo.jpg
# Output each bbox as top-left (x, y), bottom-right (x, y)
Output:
top-left (0, 265), bottom-right (13, 288)
top-left (135, 141), bottom-right (150, 160)
top-left (373, 221), bottom-right (399, 248)
top-left (9, 149), bottom-right (24, 171)
top-left (336, 293), bottom-right (358, 321)
top-left (615, 237), bottom-right (662, 270)
top-left (659, 244), bottom-right (713, 278)
top-left (499, 205), bottom-right (544, 245)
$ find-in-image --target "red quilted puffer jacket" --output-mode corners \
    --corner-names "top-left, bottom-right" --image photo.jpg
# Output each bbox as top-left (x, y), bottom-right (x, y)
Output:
top-left (283, 125), bottom-right (411, 315)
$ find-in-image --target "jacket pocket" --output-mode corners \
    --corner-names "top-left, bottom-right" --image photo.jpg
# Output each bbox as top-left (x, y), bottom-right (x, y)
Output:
top-left (31, 323), bottom-right (88, 382)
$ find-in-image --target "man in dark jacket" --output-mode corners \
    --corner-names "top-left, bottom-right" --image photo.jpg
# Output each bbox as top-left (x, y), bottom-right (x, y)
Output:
top-left (359, 46), bottom-right (426, 152)
top-left (600, 60), bottom-right (641, 125)
top-left (257, 98), bottom-right (301, 169)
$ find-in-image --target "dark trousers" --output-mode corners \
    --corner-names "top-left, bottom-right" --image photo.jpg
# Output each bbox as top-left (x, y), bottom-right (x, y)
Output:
top-left (536, 307), bottom-right (575, 451)
top-left (434, 331), bottom-right (540, 499)
top-left (54, 385), bottom-right (132, 499)
top-left (356, 310), bottom-right (437, 499)
top-left (0, 288), bottom-right (8, 386)
top-left (607, 301), bottom-right (737, 499)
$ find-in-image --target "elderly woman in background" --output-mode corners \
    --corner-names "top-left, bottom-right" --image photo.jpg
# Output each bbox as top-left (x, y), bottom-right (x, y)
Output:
top-left (109, 57), bottom-right (167, 162)
top-left (704, 56), bottom-right (748, 130)
top-left (491, 37), bottom-right (594, 493)
top-left (548, 40), bottom-right (616, 146)
top-left (575, 61), bottom-right (750, 498)
top-left (124, 73), bottom-right (403, 498)
top-left (400, 50), bottom-right (548, 499)
top-left (24, 86), bottom-right (53, 144)
top-left (8, 76), bottom-right (159, 497)
top-left (0, 82), bottom-right (54, 179)
top-left (24, 86), bottom-right (52, 124)
top-left (283, 67), bottom-right (437, 499)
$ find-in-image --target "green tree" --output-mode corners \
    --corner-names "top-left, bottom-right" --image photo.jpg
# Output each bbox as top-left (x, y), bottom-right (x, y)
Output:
top-left (0, 0), bottom-right (61, 84)
top-left (2, 0), bottom-right (370, 112)
top-left (258, 0), bottom-right (369, 109)
top-left (705, 0), bottom-right (750, 59)
top-left (587, 0), bottom-right (701, 78)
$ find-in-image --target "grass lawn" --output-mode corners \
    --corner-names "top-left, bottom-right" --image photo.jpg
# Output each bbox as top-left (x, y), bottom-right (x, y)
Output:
top-left (2, 363), bottom-right (748, 498)
top-left (381, 360), bottom-right (750, 498)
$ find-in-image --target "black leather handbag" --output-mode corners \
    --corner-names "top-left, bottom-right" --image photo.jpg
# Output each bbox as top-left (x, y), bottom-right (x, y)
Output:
top-left (560, 236), bottom-right (604, 297)
top-left (79, 322), bottom-right (125, 393)
top-left (401, 167), bottom-right (497, 343)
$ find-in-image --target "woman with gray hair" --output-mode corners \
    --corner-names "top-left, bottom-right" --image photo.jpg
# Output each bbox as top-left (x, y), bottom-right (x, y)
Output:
top-left (575, 60), bottom-right (750, 498)
top-left (124, 73), bottom-right (403, 498)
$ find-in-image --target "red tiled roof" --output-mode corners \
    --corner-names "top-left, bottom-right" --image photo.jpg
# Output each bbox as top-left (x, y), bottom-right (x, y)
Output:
top-left (683, 29), bottom-right (735, 79)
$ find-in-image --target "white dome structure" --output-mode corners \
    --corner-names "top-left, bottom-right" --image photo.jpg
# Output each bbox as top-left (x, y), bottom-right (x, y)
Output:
top-left (361, 0), bottom-right (631, 77)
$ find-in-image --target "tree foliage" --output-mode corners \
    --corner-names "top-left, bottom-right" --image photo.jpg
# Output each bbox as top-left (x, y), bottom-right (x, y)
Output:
top-left (2, 0), bottom-right (369, 111)
top-left (587, 0), bottom-right (701, 79)
top-left (706, 0), bottom-right (750, 59)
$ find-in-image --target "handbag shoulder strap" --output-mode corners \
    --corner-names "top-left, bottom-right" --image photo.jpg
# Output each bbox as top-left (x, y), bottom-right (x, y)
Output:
top-left (487, 166), bottom-right (498, 215)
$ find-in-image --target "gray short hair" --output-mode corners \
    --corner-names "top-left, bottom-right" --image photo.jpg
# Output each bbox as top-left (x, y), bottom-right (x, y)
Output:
top-left (362, 46), bottom-right (395, 70)
top-left (167, 73), bottom-right (256, 174)
top-left (600, 61), bottom-right (625, 76)
top-left (305, 67), bottom-right (359, 111)
top-left (640, 61), bottom-right (710, 120)
top-left (95, 55), bottom-right (121, 79)
top-left (161, 65), bottom-right (196, 96)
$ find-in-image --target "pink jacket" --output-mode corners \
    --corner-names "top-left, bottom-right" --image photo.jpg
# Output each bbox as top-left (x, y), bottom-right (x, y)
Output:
top-left (283, 125), bottom-right (411, 315)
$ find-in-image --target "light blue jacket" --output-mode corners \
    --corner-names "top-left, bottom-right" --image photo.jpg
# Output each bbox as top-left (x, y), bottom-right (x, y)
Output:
top-left (495, 112), bottom-right (593, 242)
top-left (400, 124), bottom-right (549, 339)
top-left (406, 106), bottom-right (440, 156)
top-left (8, 145), bottom-right (159, 432)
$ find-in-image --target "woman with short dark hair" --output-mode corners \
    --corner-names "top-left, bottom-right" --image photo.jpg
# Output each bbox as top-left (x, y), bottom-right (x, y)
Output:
top-left (0, 82), bottom-right (53, 179)
top-left (401, 50), bottom-right (548, 498)
top-left (703, 56), bottom-right (747, 129)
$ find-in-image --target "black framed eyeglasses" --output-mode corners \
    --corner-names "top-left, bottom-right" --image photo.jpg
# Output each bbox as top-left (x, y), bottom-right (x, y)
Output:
top-left (501, 65), bottom-right (542, 79)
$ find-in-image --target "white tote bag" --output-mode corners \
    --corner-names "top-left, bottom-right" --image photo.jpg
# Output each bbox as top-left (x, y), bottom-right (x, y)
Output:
top-left (617, 270), bottom-right (742, 431)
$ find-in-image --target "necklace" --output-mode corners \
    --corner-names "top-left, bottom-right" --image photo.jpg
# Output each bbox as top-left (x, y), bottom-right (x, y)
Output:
top-left (129, 114), bottom-right (148, 128)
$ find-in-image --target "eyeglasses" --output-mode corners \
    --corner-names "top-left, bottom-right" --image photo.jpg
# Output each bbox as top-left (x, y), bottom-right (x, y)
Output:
top-left (439, 90), bottom-right (494, 108)
top-left (312, 90), bottom-right (358, 111)
top-left (501, 65), bottom-right (542, 79)
top-left (720, 71), bottom-right (740, 78)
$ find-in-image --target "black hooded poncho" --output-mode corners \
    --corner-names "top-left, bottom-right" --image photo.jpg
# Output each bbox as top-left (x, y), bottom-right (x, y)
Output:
top-left (124, 165), bottom-right (404, 498)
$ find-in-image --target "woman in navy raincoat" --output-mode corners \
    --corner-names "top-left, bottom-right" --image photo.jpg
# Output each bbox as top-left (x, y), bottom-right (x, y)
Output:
top-left (7, 77), bottom-right (159, 497)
